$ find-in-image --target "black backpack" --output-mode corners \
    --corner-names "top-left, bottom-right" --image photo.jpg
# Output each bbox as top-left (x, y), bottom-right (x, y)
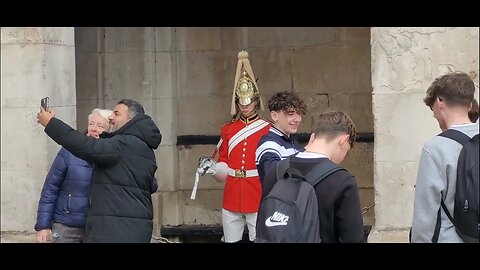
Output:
top-left (438, 129), bottom-right (479, 243)
top-left (255, 158), bottom-right (344, 243)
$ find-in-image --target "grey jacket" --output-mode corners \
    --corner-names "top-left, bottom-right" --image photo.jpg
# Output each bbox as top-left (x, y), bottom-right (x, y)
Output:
top-left (411, 123), bottom-right (479, 243)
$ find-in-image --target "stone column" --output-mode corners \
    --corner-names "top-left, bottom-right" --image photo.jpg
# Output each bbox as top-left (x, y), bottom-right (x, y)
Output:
top-left (74, 27), bottom-right (179, 237)
top-left (1, 27), bottom-right (76, 232)
top-left (368, 27), bottom-right (479, 242)
top-left (152, 27), bottom-right (179, 236)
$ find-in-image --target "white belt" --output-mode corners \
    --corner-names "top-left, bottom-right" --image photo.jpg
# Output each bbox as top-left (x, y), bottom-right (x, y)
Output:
top-left (228, 168), bottom-right (259, 178)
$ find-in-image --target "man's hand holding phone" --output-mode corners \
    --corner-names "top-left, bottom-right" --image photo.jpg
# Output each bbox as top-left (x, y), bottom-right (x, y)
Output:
top-left (41, 97), bottom-right (49, 111)
top-left (37, 97), bottom-right (55, 127)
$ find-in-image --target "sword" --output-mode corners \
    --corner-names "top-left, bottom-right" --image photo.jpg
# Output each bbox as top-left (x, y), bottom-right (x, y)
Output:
top-left (190, 172), bottom-right (200, 200)
top-left (190, 139), bottom-right (222, 200)
top-left (190, 165), bottom-right (209, 200)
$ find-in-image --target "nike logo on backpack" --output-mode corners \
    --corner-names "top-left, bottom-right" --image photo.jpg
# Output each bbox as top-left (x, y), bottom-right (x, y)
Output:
top-left (265, 211), bottom-right (289, 226)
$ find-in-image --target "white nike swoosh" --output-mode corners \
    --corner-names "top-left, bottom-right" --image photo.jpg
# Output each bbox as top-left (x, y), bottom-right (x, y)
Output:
top-left (265, 218), bottom-right (287, 227)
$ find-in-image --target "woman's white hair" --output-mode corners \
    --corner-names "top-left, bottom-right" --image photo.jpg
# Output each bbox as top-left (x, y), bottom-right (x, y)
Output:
top-left (88, 108), bottom-right (113, 126)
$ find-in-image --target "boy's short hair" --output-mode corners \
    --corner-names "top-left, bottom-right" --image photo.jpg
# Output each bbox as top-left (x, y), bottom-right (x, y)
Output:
top-left (423, 72), bottom-right (475, 108)
top-left (469, 98), bottom-right (479, 123)
top-left (268, 91), bottom-right (307, 115)
top-left (313, 111), bottom-right (357, 148)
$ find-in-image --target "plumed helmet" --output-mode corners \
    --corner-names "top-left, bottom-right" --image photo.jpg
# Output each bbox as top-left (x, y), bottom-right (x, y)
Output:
top-left (230, 50), bottom-right (265, 115)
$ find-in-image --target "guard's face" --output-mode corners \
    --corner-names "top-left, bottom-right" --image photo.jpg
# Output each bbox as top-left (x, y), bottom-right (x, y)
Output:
top-left (238, 100), bottom-right (257, 117)
top-left (109, 104), bottom-right (131, 132)
top-left (271, 108), bottom-right (302, 136)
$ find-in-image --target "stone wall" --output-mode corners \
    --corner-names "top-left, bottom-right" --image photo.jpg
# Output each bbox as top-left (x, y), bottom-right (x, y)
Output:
top-left (1, 27), bottom-right (76, 231)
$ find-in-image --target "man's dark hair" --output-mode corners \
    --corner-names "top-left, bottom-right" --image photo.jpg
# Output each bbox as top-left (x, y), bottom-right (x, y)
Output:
top-left (423, 72), bottom-right (475, 108)
top-left (313, 111), bottom-right (357, 148)
top-left (118, 99), bottom-right (145, 119)
top-left (268, 91), bottom-right (307, 115)
top-left (469, 98), bottom-right (479, 123)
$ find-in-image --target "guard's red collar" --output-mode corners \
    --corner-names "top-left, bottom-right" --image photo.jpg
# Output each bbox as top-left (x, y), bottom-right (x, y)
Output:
top-left (239, 112), bottom-right (259, 124)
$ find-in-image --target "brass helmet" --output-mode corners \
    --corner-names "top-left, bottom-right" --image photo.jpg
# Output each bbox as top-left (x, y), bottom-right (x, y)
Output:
top-left (230, 50), bottom-right (265, 115)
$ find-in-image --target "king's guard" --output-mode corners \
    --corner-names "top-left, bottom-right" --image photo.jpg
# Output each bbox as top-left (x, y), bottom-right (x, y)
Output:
top-left (192, 50), bottom-right (271, 243)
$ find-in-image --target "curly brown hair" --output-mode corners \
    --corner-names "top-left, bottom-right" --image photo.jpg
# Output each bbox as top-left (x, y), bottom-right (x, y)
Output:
top-left (423, 72), bottom-right (475, 108)
top-left (268, 91), bottom-right (307, 115)
top-left (313, 111), bottom-right (357, 148)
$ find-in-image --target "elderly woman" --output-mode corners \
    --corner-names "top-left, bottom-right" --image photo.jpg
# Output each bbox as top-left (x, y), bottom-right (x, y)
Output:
top-left (34, 108), bottom-right (113, 243)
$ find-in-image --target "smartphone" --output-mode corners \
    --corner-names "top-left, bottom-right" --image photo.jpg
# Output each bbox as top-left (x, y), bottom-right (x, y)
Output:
top-left (40, 97), bottom-right (49, 111)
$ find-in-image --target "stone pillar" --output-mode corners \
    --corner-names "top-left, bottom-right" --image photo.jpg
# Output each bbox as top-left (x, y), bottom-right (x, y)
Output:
top-left (74, 27), bottom-right (179, 237)
top-left (368, 27), bottom-right (479, 242)
top-left (1, 27), bottom-right (76, 232)
top-left (153, 27), bottom-right (179, 236)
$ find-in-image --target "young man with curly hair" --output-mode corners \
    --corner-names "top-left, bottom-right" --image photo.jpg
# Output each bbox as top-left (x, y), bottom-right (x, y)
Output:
top-left (255, 91), bottom-right (307, 184)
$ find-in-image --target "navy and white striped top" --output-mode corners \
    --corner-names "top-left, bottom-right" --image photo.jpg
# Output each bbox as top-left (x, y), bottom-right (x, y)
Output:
top-left (255, 126), bottom-right (304, 183)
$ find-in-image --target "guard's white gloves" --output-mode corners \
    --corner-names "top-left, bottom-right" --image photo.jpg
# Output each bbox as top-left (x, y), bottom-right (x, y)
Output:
top-left (197, 156), bottom-right (217, 176)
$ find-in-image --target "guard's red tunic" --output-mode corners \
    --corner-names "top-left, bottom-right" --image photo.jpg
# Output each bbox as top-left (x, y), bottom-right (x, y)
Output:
top-left (217, 114), bottom-right (271, 213)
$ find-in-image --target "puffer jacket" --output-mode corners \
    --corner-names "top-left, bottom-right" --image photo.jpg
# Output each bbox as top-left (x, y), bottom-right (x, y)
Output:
top-left (45, 114), bottom-right (161, 242)
top-left (35, 147), bottom-right (93, 231)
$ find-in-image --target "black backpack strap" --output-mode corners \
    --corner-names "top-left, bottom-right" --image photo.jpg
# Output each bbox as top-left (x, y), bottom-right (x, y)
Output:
top-left (275, 158), bottom-right (291, 182)
top-left (432, 199), bottom-right (455, 243)
top-left (432, 207), bottom-right (441, 243)
top-left (436, 129), bottom-right (473, 227)
top-left (441, 199), bottom-right (454, 225)
top-left (438, 129), bottom-right (471, 146)
top-left (303, 159), bottom-right (344, 186)
top-left (471, 133), bottom-right (479, 143)
top-left (275, 152), bottom-right (302, 182)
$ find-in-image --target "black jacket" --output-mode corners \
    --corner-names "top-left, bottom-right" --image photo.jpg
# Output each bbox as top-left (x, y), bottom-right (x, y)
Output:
top-left (261, 156), bottom-right (364, 243)
top-left (45, 114), bottom-right (162, 242)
